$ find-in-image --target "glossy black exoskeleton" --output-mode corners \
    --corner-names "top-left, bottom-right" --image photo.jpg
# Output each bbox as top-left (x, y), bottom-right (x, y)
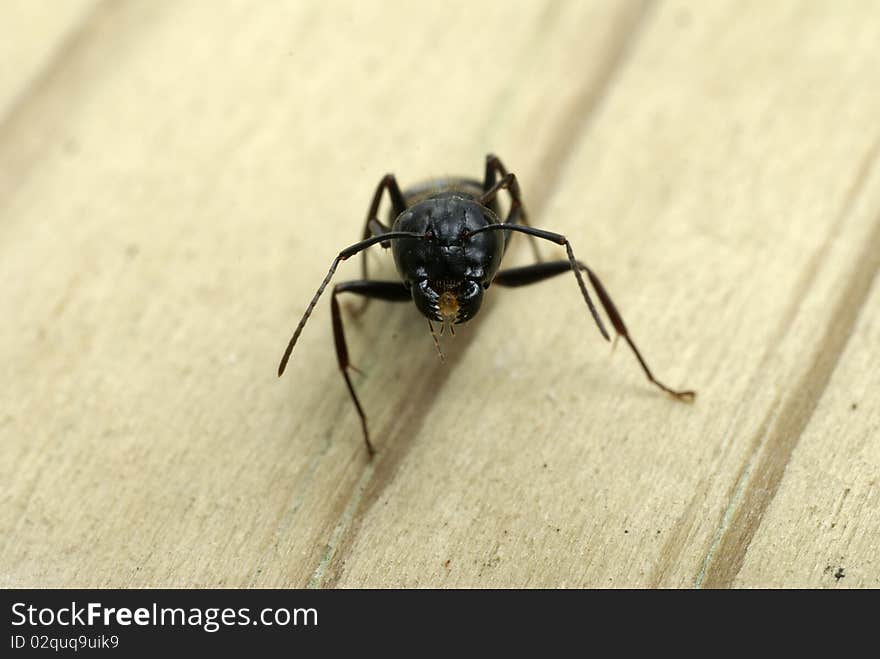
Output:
top-left (278, 154), bottom-right (694, 457)
top-left (392, 189), bottom-right (504, 324)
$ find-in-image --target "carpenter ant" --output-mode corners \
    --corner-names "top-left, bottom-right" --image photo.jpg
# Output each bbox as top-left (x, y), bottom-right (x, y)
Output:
top-left (279, 154), bottom-right (694, 457)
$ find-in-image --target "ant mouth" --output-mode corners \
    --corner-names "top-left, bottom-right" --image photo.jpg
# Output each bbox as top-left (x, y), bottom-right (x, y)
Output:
top-left (426, 280), bottom-right (467, 323)
top-left (436, 290), bottom-right (460, 322)
top-left (416, 279), bottom-right (481, 325)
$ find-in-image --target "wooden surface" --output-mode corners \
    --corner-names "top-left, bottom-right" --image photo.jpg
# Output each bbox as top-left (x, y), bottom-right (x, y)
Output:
top-left (2, 1), bottom-right (878, 588)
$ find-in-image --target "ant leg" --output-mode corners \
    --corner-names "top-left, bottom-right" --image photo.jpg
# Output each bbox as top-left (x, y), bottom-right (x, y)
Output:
top-left (331, 280), bottom-right (411, 457)
top-left (493, 260), bottom-right (579, 287)
top-left (481, 172), bottom-right (529, 231)
top-left (278, 230), bottom-right (423, 378)
top-left (360, 174), bottom-right (407, 280)
top-left (582, 266), bottom-right (695, 400)
top-left (483, 154), bottom-right (542, 261)
top-left (468, 223), bottom-right (694, 400)
top-left (349, 175), bottom-right (407, 318)
top-left (474, 218), bottom-right (609, 341)
top-left (492, 259), bottom-right (695, 401)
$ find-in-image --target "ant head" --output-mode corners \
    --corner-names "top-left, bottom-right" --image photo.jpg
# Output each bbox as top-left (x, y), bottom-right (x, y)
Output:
top-left (392, 194), bottom-right (505, 324)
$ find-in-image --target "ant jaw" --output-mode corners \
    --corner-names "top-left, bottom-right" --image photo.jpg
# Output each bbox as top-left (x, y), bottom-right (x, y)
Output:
top-left (412, 279), bottom-right (484, 327)
top-left (437, 291), bottom-right (459, 322)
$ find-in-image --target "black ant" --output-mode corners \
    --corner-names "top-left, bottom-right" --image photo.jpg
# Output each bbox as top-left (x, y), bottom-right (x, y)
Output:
top-left (279, 154), bottom-right (695, 457)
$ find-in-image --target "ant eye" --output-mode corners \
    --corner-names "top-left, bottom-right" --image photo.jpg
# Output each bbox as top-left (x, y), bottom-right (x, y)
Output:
top-left (424, 229), bottom-right (435, 241)
top-left (482, 281), bottom-right (490, 290)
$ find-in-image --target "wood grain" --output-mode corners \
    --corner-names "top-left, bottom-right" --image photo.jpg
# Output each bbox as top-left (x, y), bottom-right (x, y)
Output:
top-left (0, 0), bottom-right (97, 113)
top-left (1, 0), bottom-right (878, 588)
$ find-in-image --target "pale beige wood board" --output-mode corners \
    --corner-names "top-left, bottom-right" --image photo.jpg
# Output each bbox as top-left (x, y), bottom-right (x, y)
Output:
top-left (327, 0), bottom-right (880, 587)
top-left (734, 172), bottom-right (880, 588)
top-left (1, 1), bottom-right (878, 588)
top-left (0, 0), bottom-right (97, 113)
top-left (1, 0), bottom-right (653, 587)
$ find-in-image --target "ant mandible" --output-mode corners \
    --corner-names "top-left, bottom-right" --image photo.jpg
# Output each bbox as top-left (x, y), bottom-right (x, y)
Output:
top-left (279, 154), bottom-right (695, 457)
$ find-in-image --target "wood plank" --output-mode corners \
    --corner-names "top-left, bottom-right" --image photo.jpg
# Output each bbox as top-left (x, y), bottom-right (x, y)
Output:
top-left (0, 0), bottom-right (648, 587)
top-left (0, 0), bottom-right (97, 115)
top-left (734, 166), bottom-right (880, 588)
top-left (329, 0), bottom-right (880, 587)
top-left (2, 0), bottom-right (878, 589)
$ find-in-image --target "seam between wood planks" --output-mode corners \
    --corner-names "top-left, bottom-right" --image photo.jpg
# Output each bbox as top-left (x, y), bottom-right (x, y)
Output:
top-left (308, 1), bottom-right (658, 588)
top-left (525, 0), bottom-right (655, 217)
top-left (695, 136), bottom-right (880, 588)
top-left (652, 136), bottom-right (880, 587)
top-left (0, 1), bottom-right (104, 130)
top-left (0, 0), bottom-right (153, 206)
